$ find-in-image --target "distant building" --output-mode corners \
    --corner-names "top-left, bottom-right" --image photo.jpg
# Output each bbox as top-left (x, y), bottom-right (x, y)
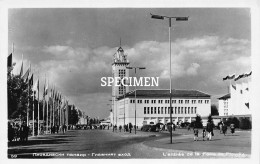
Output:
top-left (110, 45), bottom-right (211, 127)
top-left (114, 89), bottom-right (211, 126)
top-left (218, 82), bottom-right (251, 117)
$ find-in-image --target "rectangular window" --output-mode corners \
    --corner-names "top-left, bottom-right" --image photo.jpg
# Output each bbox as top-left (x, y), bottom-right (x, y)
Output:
top-left (147, 107), bottom-right (150, 114)
top-left (168, 107), bottom-right (170, 114)
top-left (194, 107), bottom-right (197, 114)
top-left (158, 107), bottom-right (160, 114)
top-left (191, 107), bottom-right (193, 114)
top-left (185, 100), bottom-right (189, 104)
top-left (173, 100), bottom-right (176, 104)
top-left (165, 107), bottom-right (167, 114)
top-left (181, 107), bottom-right (183, 114)
top-left (151, 107), bottom-right (153, 114)
top-left (161, 107), bottom-right (163, 114)
top-left (175, 107), bottom-right (177, 114)
top-left (185, 107), bottom-right (187, 114)
top-left (188, 107), bottom-right (190, 114)
top-left (144, 107), bottom-right (146, 114)
top-left (178, 107), bottom-right (180, 114)
top-left (154, 107), bottom-right (157, 114)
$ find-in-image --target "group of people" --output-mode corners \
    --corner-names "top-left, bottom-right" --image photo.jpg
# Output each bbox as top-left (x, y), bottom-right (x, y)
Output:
top-left (8, 122), bottom-right (29, 142)
top-left (50, 124), bottom-right (67, 134)
top-left (115, 123), bottom-right (135, 133)
top-left (193, 121), bottom-right (236, 141)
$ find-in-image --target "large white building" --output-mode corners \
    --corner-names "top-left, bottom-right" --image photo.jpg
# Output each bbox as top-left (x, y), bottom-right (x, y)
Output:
top-left (218, 82), bottom-right (251, 116)
top-left (110, 46), bottom-right (211, 127)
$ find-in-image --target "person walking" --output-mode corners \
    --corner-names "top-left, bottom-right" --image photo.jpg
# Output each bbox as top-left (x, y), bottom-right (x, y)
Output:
top-left (193, 127), bottom-right (199, 141)
top-left (129, 123), bottom-right (133, 133)
top-left (230, 123), bottom-right (235, 135)
top-left (119, 125), bottom-right (122, 132)
top-left (222, 123), bottom-right (227, 136)
top-left (202, 128), bottom-right (206, 141)
top-left (206, 121), bottom-right (214, 141)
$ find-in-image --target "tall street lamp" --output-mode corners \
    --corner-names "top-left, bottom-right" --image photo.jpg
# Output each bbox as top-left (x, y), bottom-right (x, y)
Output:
top-left (108, 99), bottom-right (114, 132)
top-left (126, 66), bottom-right (146, 134)
top-left (151, 13), bottom-right (188, 144)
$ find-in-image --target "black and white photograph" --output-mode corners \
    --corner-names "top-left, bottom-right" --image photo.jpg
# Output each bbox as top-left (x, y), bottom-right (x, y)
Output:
top-left (1, 0), bottom-right (260, 162)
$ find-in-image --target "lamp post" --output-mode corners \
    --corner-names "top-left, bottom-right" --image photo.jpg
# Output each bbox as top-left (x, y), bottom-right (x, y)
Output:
top-left (151, 13), bottom-right (188, 144)
top-left (126, 66), bottom-right (146, 134)
top-left (108, 99), bottom-right (114, 132)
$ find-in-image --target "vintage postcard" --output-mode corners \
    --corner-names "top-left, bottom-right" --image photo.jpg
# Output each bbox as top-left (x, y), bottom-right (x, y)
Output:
top-left (1, 0), bottom-right (260, 163)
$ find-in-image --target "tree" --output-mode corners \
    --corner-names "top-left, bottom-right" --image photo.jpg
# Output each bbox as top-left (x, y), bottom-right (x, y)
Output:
top-left (8, 73), bottom-right (32, 121)
top-left (239, 117), bottom-right (251, 129)
top-left (191, 115), bottom-right (203, 128)
top-left (226, 117), bottom-right (240, 128)
top-left (211, 104), bottom-right (219, 116)
top-left (68, 108), bottom-right (79, 125)
top-left (208, 115), bottom-right (213, 123)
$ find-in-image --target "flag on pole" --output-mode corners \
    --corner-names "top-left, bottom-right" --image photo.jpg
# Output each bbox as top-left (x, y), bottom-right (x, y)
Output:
top-left (244, 71), bottom-right (252, 78)
top-left (7, 53), bottom-right (12, 67)
top-left (223, 74), bottom-right (235, 81)
top-left (234, 73), bottom-right (245, 81)
top-left (22, 68), bottom-right (30, 82)
top-left (45, 82), bottom-right (48, 96)
top-left (19, 55), bottom-right (23, 77)
top-left (29, 73), bottom-right (34, 87)
top-left (33, 78), bottom-right (39, 93)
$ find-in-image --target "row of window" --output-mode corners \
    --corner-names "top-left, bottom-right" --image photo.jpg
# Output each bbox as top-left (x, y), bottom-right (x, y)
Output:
top-left (143, 106), bottom-right (197, 115)
top-left (129, 99), bottom-right (209, 104)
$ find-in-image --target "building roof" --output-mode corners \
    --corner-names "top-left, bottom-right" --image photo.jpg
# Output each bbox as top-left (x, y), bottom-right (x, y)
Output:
top-left (218, 93), bottom-right (230, 100)
top-left (117, 89), bottom-right (210, 100)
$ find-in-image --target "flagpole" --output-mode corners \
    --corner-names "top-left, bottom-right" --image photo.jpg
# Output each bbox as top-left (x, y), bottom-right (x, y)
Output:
top-left (11, 43), bottom-right (14, 75)
top-left (52, 86), bottom-right (56, 126)
top-left (46, 79), bottom-right (49, 133)
top-left (37, 75), bottom-right (40, 136)
top-left (27, 62), bottom-right (31, 126)
top-left (32, 90), bottom-right (35, 136)
top-left (43, 74), bottom-right (46, 134)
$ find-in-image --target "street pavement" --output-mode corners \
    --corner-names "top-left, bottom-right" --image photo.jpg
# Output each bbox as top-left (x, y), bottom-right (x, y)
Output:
top-left (7, 128), bottom-right (251, 159)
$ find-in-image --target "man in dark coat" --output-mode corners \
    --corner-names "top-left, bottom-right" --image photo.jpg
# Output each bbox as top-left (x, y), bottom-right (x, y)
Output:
top-left (206, 121), bottom-right (214, 140)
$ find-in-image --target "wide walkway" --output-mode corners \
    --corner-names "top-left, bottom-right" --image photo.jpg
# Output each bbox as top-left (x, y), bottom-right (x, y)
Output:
top-left (8, 128), bottom-right (251, 159)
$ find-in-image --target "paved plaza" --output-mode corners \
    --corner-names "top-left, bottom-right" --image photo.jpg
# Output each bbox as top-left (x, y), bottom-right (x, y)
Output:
top-left (8, 128), bottom-right (251, 159)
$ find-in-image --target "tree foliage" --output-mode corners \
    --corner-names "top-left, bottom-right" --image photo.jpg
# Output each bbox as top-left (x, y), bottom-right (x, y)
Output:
top-left (191, 115), bottom-right (203, 128)
top-left (239, 117), bottom-right (251, 129)
top-left (68, 107), bottom-right (79, 125)
top-left (211, 104), bottom-right (219, 116)
top-left (8, 73), bottom-right (33, 120)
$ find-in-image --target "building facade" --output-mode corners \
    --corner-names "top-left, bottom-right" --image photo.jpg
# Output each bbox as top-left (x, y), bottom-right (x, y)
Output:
top-left (218, 82), bottom-right (251, 116)
top-left (114, 89), bottom-right (211, 127)
top-left (110, 46), bottom-right (211, 127)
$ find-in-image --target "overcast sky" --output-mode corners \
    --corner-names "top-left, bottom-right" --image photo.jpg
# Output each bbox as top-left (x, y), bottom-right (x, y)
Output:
top-left (8, 8), bottom-right (251, 118)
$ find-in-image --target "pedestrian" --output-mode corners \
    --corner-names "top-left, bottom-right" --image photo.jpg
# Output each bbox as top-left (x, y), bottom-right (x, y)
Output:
top-left (188, 124), bottom-right (191, 131)
top-left (202, 128), bottom-right (206, 141)
top-left (206, 121), bottom-right (214, 141)
top-left (119, 125), bottom-right (122, 132)
top-left (129, 123), bottom-right (133, 133)
top-left (56, 125), bottom-right (59, 134)
top-left (193, 127), bottom-right (199, 141)
top-left (173, 124), bottom-right (176, 131)
top-left (230, 123), bottom-right (235, 135)
top-left (219, 121), bottom-right (223, 134)
top-left (62, 125), bottom-right (65, 134)
top-left (222, 123), bottom-right (227, 136)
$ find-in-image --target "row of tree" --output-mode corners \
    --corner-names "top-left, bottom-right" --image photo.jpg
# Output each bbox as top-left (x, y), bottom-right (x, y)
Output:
top-left (7, 51), bottom-right (83, 128)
